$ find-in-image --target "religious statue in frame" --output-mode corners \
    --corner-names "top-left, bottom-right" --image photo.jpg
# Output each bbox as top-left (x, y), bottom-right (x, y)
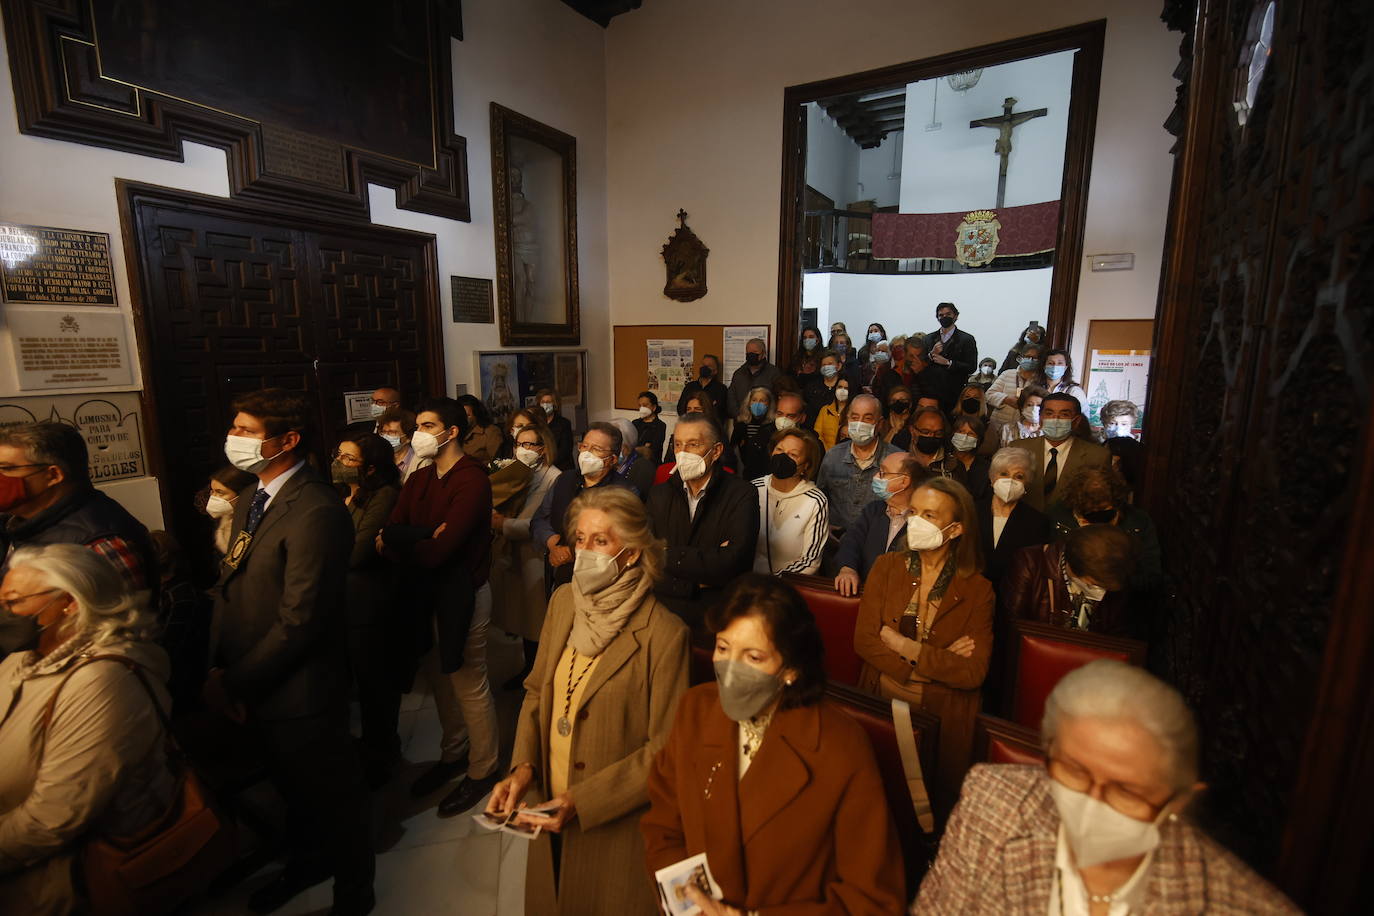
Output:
top-left (661, 209), bottom-right (709, 302)
top-left (490, 103), bottom-right (580, 346)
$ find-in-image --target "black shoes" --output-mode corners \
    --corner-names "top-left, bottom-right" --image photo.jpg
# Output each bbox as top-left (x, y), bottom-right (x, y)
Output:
top-left (436, 772), bottom-right (500, 818)
top-left (409, 757), bottom-right (467, 798)
top-left (247, 867), bottom-right (332, 914)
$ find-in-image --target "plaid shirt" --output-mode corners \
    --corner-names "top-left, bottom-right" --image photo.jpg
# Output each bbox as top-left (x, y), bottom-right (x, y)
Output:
top-left (913, 764), bottom-right (1300, 915)
top-left (86, 535), bottom-right (147, 590)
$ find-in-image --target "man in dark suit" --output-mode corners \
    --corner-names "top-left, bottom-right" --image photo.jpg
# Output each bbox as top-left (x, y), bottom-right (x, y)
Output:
top-left (206, 388), bottom-right (374, 916)
top-left (831, 451), bottom-right (920, 594)
top-left (647, 414), bottom-right (759, 635)
top-left (1023, 393), bottom-right (1111, 511)
top-left (924, 301), bottom-right (979, 385)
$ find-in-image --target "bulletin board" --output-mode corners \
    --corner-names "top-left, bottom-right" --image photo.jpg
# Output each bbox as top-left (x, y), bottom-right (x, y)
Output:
top-left (613, 325), bottom-right (726, 411)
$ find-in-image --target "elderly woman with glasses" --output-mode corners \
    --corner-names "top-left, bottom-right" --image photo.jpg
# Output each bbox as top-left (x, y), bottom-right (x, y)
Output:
top-left (0, 544), bottom-right (174, 915)
top-left (913, 660), bottom-right (1299, 914)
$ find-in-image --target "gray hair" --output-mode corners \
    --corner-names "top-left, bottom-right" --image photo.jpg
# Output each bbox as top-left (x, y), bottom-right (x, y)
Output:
top-left (605, 418), bottom-right (638, 455)
top-left (674, 413), bottom-right (721, 448)
top-left (1042, 660), bottom-right (1199, 790)
top-left (0, 422), bottom-right (90, 483)
top-left (989, 446), bottom-right (1033, 479)
top-left (6, 544), bottom-right (155, 646)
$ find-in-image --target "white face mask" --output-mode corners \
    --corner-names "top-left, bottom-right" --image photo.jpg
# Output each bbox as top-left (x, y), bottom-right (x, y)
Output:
top-left (950, 432), bottom-right (978, 452)
top-left (578, 449), bottom-right (607, 477)
top-left (206, 494), bottom-right (235, 518)
top-left (675, 450), bottom-right (709, 482)
top-left (1048, 779), bottom-right (1165, 868)
top-left (370, 402), bottom-right (387, 419)
top-left (637, 405), bottom-right (653, 419)
top-left (835, 388), bottom-right (850, 402)
top-left (224, 434), bottom-right (279, 474)
top-left (847, 420), bottom-right (876, 444)
top-left (906, 515), bottom-right (954, 551)
top-left (774, 415), bottom-right (796, 432)
top-left (410, 429), bottom-right (447, 460)
top-left (382, 433), bottom-right (403, 450)
top-left (992, 477), bottom-right (1026, 503)
top-left (514, 446), bottom-right (542, 468)
top-left (572, 547), bottom-right (626, 594)
top-left (1022, 405), bottom-right (1041, 425)
top-left (541, 402), bottom-right (556, 416)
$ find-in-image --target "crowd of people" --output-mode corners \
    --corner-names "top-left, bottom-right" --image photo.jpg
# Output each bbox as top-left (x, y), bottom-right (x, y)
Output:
top-left (0, 304), bottom-right (1296, 914)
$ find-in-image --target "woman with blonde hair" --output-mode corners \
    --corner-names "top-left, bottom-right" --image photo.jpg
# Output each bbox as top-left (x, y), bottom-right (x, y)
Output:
top-left (853, 477), bottom-right (994, 809)
top-left (0, 544), bottom-right (174, 914)
top-left (730, 386), bottom-right (777, 480)
top-left (486, 486), bottom-right (689, 916)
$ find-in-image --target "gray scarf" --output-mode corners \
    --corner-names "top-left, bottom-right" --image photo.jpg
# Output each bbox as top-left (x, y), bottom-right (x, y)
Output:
top-left (568, 564), bottom-right (652, 656)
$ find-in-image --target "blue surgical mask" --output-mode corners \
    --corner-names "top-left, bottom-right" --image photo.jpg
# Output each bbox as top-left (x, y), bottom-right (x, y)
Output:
top-left (867, 331), bottom-right (883, 343)
top-left (1042, 418), bottom-right (1074, 440)
top-left (802, 337), bottom-right (818, 351)
top-left (835, 342), bottom-right (848, 355)
top-left (750, 401), bottom-right (768, 418)
top-left (1046, 364), bottom-right (1067, 381)
top-left (821, 364), bottom-right (838, 379)
top-left (1018, 357), bottom-right (1040, 372)
top-left (871, 475), bottom-right (897, 499)
top-left (873, 351), bottom-right (891, 364)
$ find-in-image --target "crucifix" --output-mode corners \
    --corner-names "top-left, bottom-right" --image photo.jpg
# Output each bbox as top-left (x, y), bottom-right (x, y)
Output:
top-left (969, 96), bottom-right (1048, 208)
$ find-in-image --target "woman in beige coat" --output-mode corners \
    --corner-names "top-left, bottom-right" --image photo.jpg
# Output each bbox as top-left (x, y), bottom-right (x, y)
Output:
top-left (486, 486), bottom-right (689, 915)
top-left (0, 544), bottom-right (174, 915)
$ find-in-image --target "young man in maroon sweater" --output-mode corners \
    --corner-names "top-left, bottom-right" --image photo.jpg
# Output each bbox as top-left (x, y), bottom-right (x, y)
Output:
top-left (380, 397), bottom-right (500, 817)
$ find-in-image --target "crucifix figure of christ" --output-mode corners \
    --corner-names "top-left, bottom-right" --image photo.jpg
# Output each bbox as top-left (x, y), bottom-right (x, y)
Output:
top-left (969, 96), bottom-right (1048, 208)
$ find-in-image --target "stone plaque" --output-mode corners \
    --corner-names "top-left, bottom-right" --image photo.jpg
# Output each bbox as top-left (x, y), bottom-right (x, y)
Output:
top-left (0, 392), bottom-right (146, 482)
top-left (452, 275), bottom-right (494, 324)
top-left (0, 224), bottom-right (116, 305)
top-left (260, 121), bottom-right (348, 188)
top-left (7, 307), bottom-right (134, 390)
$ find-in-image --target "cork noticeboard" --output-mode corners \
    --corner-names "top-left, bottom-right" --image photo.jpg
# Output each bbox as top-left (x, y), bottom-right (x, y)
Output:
top-left (613, 324), bottom-right (727, 411)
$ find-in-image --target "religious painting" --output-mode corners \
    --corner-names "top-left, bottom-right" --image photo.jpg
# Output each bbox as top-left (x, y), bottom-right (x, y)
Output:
top-left (491, 104), bottom-right (579, 347)
top-left (661, 210), bottom-right (710, 302)
top-left (475, 349), bottom-right (587, 429)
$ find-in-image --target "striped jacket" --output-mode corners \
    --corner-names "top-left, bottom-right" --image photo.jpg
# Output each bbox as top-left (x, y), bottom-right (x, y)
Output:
top-left (751, 476), bottom-right (829, 575)
top-left (914, 764), bottom-right (1301, 914)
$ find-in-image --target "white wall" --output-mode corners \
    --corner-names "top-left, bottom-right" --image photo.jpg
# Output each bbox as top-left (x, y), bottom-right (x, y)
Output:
top-left (0, 0), bottom-right (609, 527)
top-left (803, 269), bottom-right (1052, 369)
top-left (604, 0), bottom-right (1176, 377)
top-left (857, 132), bottom-right (903, 208)
top-left (804, 103), bottom-right (859, 207)
top-left (900, 50), bottom-right (1075, 212)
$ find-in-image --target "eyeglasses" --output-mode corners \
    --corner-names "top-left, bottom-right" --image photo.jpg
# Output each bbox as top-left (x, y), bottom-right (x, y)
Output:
top-left (1046, 753), bottom-right (1168, 820)
top-left (0, 588), bottom-right (59, 615)
top-left (332, 450), bottom-right (363, 466)
top-left (579, 443), bottom-right (613, 457)
top-left (516, 440), bottom-right (545, 449)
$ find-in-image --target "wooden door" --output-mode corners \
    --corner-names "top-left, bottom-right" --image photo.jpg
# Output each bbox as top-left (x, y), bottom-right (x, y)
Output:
top-left (120, 182), bottom-right (444, 575)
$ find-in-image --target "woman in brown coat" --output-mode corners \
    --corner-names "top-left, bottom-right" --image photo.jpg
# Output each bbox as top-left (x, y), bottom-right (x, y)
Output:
top-left (485, 486), bottom-right (689, 916)
top-left (643, 574), bottom-right (906, 915)
top-left (854, 477), bottom-right (994, 810)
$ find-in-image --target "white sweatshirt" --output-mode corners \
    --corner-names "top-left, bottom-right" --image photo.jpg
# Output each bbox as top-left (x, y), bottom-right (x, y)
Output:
top-left (752, 476), bottom-right (830, 575)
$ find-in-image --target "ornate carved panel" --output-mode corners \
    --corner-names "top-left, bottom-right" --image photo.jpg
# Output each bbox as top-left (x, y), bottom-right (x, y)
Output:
top-left (1148, 0), bottom-right (1374, 907)
top-left (2, 0), bottom-right (470, 223)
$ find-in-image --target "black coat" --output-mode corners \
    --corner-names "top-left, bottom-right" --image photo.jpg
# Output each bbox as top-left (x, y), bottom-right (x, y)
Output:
top-left (677, 378), bottom-right (729, 419)
top-left (647, 468), bottom-right (760, 632)
top-left (975, 497), bottom-right (1054, 590)
top-left (634, 415), bottom-right (668, 464)
top-left (925, 327), bottom-right (980, 383)
top-left (548, 413), bottom-right (575, 471)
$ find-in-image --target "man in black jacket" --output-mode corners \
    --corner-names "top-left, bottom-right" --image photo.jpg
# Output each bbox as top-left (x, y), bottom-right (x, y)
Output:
top-left (647, 414), bottom-right (759, 635)
top-left (207, 389), bottom-right (374, 915)
top-left (0, 422), bottom-right (156, 655)
top-left (924, 301), bottom-right (980, 387)
top-left (676, 353), bottom-right (729, 419)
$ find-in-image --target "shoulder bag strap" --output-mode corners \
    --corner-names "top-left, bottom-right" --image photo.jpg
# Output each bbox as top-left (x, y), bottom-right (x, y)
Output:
top-left (891, 698), bottom-right (935, 834)
top-left (38, 654), bottom-right (171, 760)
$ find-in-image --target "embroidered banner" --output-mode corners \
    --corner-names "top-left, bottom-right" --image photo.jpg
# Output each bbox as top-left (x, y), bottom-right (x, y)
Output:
top-left (871, 200), bottom-right (1061, 260)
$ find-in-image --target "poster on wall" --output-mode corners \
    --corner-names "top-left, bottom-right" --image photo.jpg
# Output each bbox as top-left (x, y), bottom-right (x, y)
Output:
top-left (1084, 349), bottom-right (1151, 432)
top-left (342, 390), bottom-right (375, 424)
top-left (6, 306), bottom-right (134, 391)
top-left (722, 325), bottom-right (770, 381)
top-left (0, 392), bottom-right (145, 482)
top-left (645, 338), bottom-right (694, 410)
top-left (476, 349), bottom-right (586, 431)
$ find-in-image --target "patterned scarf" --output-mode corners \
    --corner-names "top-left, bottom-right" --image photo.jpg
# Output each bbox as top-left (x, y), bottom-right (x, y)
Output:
top-left (568, 564), bottom-right (653, 656)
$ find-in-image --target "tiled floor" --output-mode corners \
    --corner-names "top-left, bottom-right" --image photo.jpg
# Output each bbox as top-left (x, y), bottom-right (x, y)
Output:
top-left (188, 631), bottom-right (532, 915)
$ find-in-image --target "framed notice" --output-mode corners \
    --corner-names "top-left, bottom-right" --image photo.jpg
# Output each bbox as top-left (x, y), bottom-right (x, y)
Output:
top-left (451, 276), bottom-right (495, 324)
top-left (342, 390), bottom-right (375, 424)
top-left (0, 392), bottom-right (146, 482)
top-left (0, 224), bottom-right (116, 305)
top-left (6, 306), bottom-right (134, 391)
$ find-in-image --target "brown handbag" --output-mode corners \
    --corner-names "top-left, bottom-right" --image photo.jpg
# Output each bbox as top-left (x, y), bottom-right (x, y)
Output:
top-left (38, 653), bottom-right (236, 916)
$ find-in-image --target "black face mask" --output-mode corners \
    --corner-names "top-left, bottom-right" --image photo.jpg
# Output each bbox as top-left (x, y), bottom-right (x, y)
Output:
top-left (915, 435), bottom-right (943, 455)
top-left (961, 397), bottom-right (981, 414)
top-left (745, 353), bottom-right (763, 366)
top-left (768, 453), bottom-right (798, 480)
top-left (889, 400), bottom-right (911, 414)
top-left (700, 366), bottom-right (714, 379)
top-left (1082, 507), bottom-right (1118, 524)
top-left (938, 315), bottom-right (956, 328)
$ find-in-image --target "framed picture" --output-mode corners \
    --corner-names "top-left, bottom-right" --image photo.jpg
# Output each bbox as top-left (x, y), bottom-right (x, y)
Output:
top-left (490, 103), bottom-right (579, 347)
top-left (475, 349), bottom-right (586, 430)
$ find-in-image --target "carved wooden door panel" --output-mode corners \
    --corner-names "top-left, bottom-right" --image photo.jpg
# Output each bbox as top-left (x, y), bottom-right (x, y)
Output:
top-left (123, 184), bottom-right (443, 574)
top-left (1149, 0), bottom-right (1374, 901)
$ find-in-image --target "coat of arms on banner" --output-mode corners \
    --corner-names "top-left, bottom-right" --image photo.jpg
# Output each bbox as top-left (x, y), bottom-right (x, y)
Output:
top-left (954, 210), bottom-right (1001, 267)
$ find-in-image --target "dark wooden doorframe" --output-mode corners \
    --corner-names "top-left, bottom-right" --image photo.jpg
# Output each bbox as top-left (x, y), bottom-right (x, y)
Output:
top-left (116, 180), bottom-right (445, 561)
top-left (775, 20), bottom-right (1105, 359)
